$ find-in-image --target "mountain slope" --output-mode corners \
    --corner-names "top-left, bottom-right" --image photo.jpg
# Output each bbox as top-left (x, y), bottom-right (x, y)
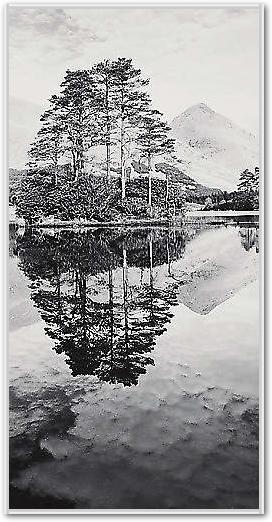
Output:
top-left (154, 162), bottom-right (222, 197)
top-left (131, 160), bottom-right (222, 199)
top-left (171, 103), bottom-right (258, 191)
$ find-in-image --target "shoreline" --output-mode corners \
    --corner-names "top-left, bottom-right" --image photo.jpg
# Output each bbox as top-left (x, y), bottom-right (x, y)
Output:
top-left (31, 218), bottom-right (173, 229)
top-left (186, 210), bottom-right (259, 217)
top-left (9, 210), bottom-right (259, 229)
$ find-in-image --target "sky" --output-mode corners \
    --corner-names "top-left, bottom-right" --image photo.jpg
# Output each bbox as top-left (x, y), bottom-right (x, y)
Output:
top-left (8, 5), bottom-right (260, 168)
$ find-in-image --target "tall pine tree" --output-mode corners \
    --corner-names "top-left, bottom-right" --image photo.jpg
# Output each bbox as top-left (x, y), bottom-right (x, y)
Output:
top-left (135, 110), bottom-right (175, 209)
top-left (92, 60), bottom-right (118, 182)
top-left (27, 107), bottom-right (64, 186)
top-left (111, 58), bottom-right (151, 199)
top-left (52, 69), bottom-right (101, 181)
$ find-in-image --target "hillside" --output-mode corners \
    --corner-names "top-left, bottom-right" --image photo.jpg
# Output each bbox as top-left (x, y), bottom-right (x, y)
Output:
top-left (9, 160), bottom-right (222, 208)
top-left (171, 103), bottom-right (258, 191)
top-left (154, 162), bottom-right (222, 198)
top-left (131, 161), bottom-right (222, 199)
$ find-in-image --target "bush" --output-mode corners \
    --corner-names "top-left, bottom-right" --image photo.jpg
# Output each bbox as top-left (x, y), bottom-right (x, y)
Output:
top-left (15, 168), bottom-right (185, 224)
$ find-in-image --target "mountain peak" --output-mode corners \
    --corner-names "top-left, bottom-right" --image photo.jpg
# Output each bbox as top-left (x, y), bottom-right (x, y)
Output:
top-left (172, 103), bottom-right (216, 126)
top-left (186, 102), bottom-right (215, 114)
top-left (170, 103), bottom-right (258, 191)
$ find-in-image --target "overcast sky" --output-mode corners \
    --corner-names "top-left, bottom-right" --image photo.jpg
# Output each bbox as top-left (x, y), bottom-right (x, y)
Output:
top-left (8, 5), bottom-right (260, 167)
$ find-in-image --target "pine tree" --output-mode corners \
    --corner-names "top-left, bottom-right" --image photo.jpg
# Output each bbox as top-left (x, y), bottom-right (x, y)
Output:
top-left (27, 108), bottom-right (64, 186)
top-left (235, 167), bottom-right (260, 211)
top-left (237, 169), bottom-right (255, 193)
top-left (135, 110), bottom-right (175, 209)
top-left (111, 58), bottom-right (151, 200)
top-left (92, 60), bottom-right (118, 182)
top-left (52, 69), bottom-right (101, 181)
top-left (253, 166), bottom-right (259, 193)
top-left (22, 58), bottom-right (180, 222)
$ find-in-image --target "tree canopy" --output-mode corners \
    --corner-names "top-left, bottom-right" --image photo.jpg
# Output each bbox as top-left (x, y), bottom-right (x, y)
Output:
top-left (20, 58), bottom-right (178, 223)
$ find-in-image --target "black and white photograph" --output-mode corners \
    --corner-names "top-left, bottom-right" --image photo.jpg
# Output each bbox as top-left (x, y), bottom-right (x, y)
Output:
top-left (7, 3), bottom-right (263, 513)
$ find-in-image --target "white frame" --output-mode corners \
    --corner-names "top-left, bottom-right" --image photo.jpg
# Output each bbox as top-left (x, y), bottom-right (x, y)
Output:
top-left (3, 2), bottom-right (264, 515)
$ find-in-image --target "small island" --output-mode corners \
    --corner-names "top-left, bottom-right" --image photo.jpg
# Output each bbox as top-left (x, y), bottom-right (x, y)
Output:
top-left (9, 59), bottom-right (259, 229)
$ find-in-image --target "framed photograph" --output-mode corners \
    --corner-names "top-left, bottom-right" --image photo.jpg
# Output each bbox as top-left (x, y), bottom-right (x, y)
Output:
top-left (6, 2), bottom-right (264, 514)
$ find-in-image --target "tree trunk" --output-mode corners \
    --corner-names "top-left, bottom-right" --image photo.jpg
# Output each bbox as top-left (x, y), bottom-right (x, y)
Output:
top-left (166, 173), bottom-right (169, 206)
top-left (148, 154), bottom-right (152, 209)
top-left (106, 140), bottom-right (110, 182)
top-left (74, 151), bottom-right (82, 183)
top-left (74, 166), bottom-right (79, 183)
top-left (166, 234), bottom-right (171, 275)
top-left (120, 90), bottom-right (126, 201)
top-left (79, 274), bottom-right (87, 341)
top-left (122, 245), bottom-right (129, 351)
top-left (72, 151), bottom-right (77, 180)
top-left (105, 79), bottom-right (111, 182)
top-left (121, 140), bottom-right (126, 200)
top-left (56, 255), bottom-right (62, 324)
top-left (54, 153), bottom-right (58, 187)
top-left (79, 151), bottom-right (84, 175)
top-left (148, 236), bottom-right (154, 324)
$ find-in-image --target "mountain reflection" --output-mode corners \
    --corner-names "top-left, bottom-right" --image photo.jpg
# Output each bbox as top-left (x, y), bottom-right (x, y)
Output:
top-left (16, 228), bottom-right (187, 386)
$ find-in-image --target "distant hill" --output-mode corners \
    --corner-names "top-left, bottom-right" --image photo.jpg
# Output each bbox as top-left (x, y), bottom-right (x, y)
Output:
top-left (154, 162), bottom-right (222, 197)
top-left (132, 160), bottom-right (222, 198)
top-left (9, 160), bottom-right (222, 206)
top-left (171, 103), bottom-right (258, 191)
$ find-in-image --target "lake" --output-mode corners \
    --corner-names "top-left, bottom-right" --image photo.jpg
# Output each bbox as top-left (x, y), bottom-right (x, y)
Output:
top-left (9, 216), bottom-right (260, 510)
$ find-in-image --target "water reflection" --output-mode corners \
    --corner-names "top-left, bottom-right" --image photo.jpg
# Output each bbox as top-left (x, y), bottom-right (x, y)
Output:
top-left (9, 218), bottom-right (260, 510)
top-left (239, 226), bottom-right (259, 253)
top-left (14, 219), bottom-right (259, 386)
top-left (16, 228), bottom-right (188, 385)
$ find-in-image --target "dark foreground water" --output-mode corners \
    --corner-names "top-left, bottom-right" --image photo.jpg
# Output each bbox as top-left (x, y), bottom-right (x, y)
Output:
top-left (9, 216), bottom-right (259, 510)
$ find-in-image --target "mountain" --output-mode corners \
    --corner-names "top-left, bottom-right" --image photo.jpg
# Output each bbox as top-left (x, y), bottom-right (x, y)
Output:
top-left (9, 99), bottom-right (257, 194)
top-left (171, 103), bottom-right (258, 191)
top-left (172, 225), bottom-right (258, 314)
top-left (154, 162), bottom-right (222, 197)
top-left (131, 160), bottom-right (222, 199)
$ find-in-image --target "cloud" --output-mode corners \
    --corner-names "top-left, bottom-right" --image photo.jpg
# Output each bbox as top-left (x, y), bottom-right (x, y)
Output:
top-left (8, 6), bottom-right (104, 61)
top-left (8, 5), bottom-right (260, 167)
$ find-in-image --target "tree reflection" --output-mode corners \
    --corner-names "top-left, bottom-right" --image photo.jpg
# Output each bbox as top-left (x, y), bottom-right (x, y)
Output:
top-left (239, 226), bottom-right (259, 253)
top-left (16, 227), bottom-right (187, 386)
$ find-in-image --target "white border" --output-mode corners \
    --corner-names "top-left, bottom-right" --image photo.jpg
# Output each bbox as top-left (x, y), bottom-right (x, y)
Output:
top-left (2, 1), bottom-right (265, 517)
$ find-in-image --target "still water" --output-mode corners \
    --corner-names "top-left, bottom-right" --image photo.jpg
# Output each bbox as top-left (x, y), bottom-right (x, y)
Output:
top-left (9, 217), bottom-right (259, 510)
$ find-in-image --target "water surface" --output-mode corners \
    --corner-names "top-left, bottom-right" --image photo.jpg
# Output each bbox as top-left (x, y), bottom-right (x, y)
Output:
top-left (9, 217), bottom-right (259, 510)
